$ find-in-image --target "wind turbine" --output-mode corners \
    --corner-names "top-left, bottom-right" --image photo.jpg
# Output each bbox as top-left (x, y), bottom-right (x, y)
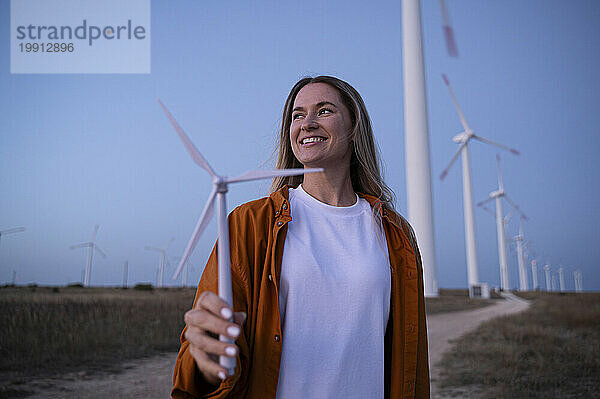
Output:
top-left (440, 75), bottom-right (520, 297)
top-left (70, 225), bottom-right (106, 287)
top-left (170, 256), bottom-right (193, 287)
top-left (513, 216), bottom-right (530, 292)
top-left (439, 0), bottom-right (458, 57)
top-left (544, 263), bottom-right (551, 292)
top-left (558, 267), bottom-right (565, 292)
top-left (122, 261), bottom-right (128, 288)
top-left (477, 155), bottom-right (522, 291)
top-left (145, 237), bottom-right (174, 288)
top-left (0, 227), bottom-right (25, 249)
top-left (573, 270), bottom-right (582, 292)
top-left (531, 259), bottom-right (538, 290)
top-left (158, 99), bottom-right (322, 376)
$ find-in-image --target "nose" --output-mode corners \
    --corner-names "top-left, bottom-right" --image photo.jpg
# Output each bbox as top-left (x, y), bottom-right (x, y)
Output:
top-left (301, 117), bottom-right (318, 132)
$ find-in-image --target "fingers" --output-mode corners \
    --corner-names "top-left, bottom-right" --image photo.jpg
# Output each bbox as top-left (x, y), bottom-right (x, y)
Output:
top-left (233, 311), bottom-right (247, 327)
top-left (185, 308), bottom-right (241, 340)
top-left (189, 343), bottom-right (227, 384)
top-left (196, 291), bottom-right (234, 320)
top-left (185, 326), bottom-right (239, 359)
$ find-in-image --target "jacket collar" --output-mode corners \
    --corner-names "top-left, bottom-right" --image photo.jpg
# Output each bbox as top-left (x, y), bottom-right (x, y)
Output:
top-left (269, 184), bottom-right (401, 228)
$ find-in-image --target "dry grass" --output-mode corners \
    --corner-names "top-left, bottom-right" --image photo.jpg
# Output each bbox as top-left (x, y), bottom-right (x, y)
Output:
top-left (437, 292), bottom-right (600, 398)
top-left (425, 288), bottom-right (498, 315)
top-left (0, 286), bottom-right (196, 382)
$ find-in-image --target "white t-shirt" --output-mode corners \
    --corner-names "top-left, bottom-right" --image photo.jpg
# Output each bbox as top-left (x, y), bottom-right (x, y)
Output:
top-left (276, 185), bottom-right (392, 399)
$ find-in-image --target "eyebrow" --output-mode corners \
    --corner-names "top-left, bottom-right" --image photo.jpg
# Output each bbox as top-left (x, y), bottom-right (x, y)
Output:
top-left (292, 101), bottom-right (338, 113)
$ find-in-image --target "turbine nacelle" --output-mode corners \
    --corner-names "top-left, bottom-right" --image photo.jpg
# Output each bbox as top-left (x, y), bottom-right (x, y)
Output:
top-left (452, 130), bottom-right (474, 143)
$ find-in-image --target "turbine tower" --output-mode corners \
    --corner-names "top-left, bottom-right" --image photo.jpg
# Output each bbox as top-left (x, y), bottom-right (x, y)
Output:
top-left (514, 216), bottom-right (529, 292)
top-left (402, 0), bottom-right (438, 296)
top-left (159, 99), bottom-right (322, 376)
top-left (477, 155), bottom-right (521, 291)
top-left (145, 237), bottom-right (174, 288)
top-left (122, 261), bottom-right (128, 288)
top-left (440, 74), bottom-right (519, 297)
top-left (70, 225), bottom-right (106, 287)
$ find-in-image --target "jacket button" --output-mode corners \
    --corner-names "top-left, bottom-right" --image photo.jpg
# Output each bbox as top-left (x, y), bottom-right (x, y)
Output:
top-left (274, 334), bottom-right (280, 342)
top-left (282, 202), bottom-right (288, 210)
top-left (277, 221), bottom-right (283, 227)
top-left (268, 274), bottom-right (273, 281)
top-left (275, 210), bottom-right (280, 216)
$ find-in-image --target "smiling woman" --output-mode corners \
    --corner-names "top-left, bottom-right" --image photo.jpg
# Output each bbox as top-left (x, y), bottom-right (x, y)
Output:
top-left (172, 76), bottom-right (430, 399)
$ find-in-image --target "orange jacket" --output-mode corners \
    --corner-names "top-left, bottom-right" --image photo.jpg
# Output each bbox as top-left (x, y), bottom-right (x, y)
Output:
top-left (172, 185), bottom-right (430, 398)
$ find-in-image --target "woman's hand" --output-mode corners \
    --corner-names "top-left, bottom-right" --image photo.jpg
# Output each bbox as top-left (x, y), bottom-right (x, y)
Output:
top-left (184, 291), bottom-right (247, 385)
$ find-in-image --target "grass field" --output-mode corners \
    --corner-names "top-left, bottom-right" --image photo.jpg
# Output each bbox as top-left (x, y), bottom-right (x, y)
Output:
top-left (0, 285), bottom-right (196, 383)
top-left (437, 292), bottom-right (600, 398)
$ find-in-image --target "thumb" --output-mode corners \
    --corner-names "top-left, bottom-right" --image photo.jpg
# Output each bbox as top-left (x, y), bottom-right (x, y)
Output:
top-left (233, 311), bottom-right (247, 327)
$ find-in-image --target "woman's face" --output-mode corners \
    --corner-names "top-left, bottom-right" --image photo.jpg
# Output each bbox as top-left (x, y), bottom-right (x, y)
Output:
top-left (289, 83), bottom-right (353, 169)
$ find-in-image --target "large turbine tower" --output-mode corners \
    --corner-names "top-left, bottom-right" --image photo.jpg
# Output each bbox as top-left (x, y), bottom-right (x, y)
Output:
top-left (440, 75), bottom-right (519, 296)
top-left (70, 225), bottom-right (106, 287)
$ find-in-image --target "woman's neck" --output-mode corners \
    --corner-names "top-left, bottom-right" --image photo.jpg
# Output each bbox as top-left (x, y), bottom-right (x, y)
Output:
top-left (300, 168), bottom-right (356, 207)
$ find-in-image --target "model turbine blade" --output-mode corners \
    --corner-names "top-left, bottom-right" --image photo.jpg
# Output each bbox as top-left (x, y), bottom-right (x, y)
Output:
top-left (472, 135), bottom-right (520, 155)
top-left (173, 187), bottom-right (218, 279)
top-left (158, 99), bottom-right (218, 178)
top-left (442, 74), bottom-right (471, 134)
top-left (227, 168), bottom-right (323, 184)
top-left (439, 141), bottom-right (466, 180)
top-left (439, 0), bottom-right (458, 57)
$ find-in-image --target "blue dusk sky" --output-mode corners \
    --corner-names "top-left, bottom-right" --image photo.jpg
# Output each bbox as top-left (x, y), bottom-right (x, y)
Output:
top-left (1, 0), bottom-right (599, 291)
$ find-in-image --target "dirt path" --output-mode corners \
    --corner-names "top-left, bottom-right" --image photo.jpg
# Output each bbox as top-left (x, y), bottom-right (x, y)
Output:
top-left (427, 292), bottom-right (530, 398)
top-left (12, 293), bottom-right (529, 398)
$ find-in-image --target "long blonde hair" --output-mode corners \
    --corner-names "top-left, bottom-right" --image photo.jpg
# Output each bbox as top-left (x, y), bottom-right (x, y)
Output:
top-left (270, 75), bottom-right (397, 214)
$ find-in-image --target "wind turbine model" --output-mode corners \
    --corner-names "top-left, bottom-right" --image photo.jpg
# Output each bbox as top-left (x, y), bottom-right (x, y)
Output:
top-left (439, 0), bottom-right (458, 57)
top-left (158, 99), bottom-right (322, 376)
top-left (440, 75), bottom-right (520, 297)
top-left (477, 155), bottom-right (522, 291)
top-left (70, 225), bottom-right (106, 287)
top-left (145, 237), bottom-right (174, 288)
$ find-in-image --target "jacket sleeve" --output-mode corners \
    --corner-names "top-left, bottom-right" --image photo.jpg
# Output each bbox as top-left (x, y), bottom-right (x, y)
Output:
top-left (171, 240), bottom-right (251, 398)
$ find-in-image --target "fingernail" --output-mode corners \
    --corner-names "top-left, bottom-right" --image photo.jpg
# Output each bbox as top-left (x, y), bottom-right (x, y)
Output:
top-left (227, 325), bottom-right (240, 337)
top-left (221, 308), bottom-right (232, 319)
top-left (225, 346), bottom-right (237, 356)
top-left (218, 371), bottom-right (227, 380)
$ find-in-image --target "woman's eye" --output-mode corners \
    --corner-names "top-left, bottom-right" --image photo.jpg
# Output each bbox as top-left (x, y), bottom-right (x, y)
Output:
top-left (319, 108), bottom-right (333, 115)
top-left (292, 113), bottom-right (303, 120)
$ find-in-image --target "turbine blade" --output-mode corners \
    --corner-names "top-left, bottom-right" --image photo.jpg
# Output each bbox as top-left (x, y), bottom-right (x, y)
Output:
top-left (472, 135), bottom-right (520, 155)
top-left (1, 227), bottom-right (25, 235)
top-left (227, 167), bottom-right (323, 184)
top-left (504, 194), bottom-right (527, 220)
top-left (440, 142), bottom-right (466, 180)
top-left (90, 225), bottom-right (99, 243)
top-left (439, 0), bottom-right (458, 57)
top-left (173, 187), bottom-right (218, 279)
top-left (442, 74), bottom-right (471, 134)
top-left (158, 99), bottom-right (217, 178)
top-left (145, 246), bottom-right (162, 252)
top-left (94, 245), bottom-right (107, 258)
top-left (496, 154), bottom-right (504, 192)
top-left (70, 243), bottom-right (90, 250)
top-left (477, 197), bottom-right (494, 207)
top-left (481, 205), bottom-right (495, 217)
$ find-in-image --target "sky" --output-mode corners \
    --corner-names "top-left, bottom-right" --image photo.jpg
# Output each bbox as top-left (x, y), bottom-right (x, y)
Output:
top-left (1, 0), bottom-right (599, 292)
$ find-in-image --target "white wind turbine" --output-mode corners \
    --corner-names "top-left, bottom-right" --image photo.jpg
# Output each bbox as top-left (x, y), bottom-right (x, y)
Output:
top-left (158, 99), bottom-right (322, 376)
top-left (573, 270), bottom-right (583, 292)
top-left (145, 237), bottom-right (174, 288)
top-left (513, 216), bottom-right (530, 292)
top-left (544, 263), bottom-right (551, 292)
top-left (477, 155), bottom-right (522, 291)
top-left (70, 225), bottom-right (106, 287)
top-left (440, 75), bottom-right (519, 296)
top-left (558, 267), bottom-right (565, 292)
top-left (170, 256), bottom-right (193, 287)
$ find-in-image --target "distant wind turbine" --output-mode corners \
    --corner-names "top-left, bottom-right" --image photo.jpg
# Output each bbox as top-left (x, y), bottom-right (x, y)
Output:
top-left (158, 99), bottom-right (322, 376)
top-left (70, 225), bottom-right (106, 287)
top-left (0, 227), bottom-right (25, 249)
top-left (145, 237), bottom-right (174, 288)
top-left (477, 155), bottom-right (522, 291)
top-left (573, 270), bottom-right (583, 292)
top-left (170, 256), bottom-right (193, 287)
top-left (440, 75), bottom-right (520, 296)
top-left (123, 261), bottom-right (129, 288)
top-left (558, 267), bottom-right (565, 292)
top-left (531, 259), bottom-right (538, 290)
top-left (544, 263), bottom-right (551, 292)
top-left (513, 216), bottom-right (530, 292)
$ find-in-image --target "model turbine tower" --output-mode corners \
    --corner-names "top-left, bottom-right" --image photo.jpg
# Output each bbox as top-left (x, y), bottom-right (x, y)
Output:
top-left (70, 225), bottom-right (106, 287)
top-left (440, 75), bottom-right (519, 297)
top-left (158, 100), bottom-right (322, 376)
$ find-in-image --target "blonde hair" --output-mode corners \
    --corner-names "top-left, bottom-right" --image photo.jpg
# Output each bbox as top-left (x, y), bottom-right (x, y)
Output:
top-left (270, 75), bottom-right (397, 215)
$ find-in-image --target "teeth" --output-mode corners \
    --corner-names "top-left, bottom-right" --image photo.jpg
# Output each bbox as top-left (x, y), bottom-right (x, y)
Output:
top-left (302, 137), bottom-right (325, 144)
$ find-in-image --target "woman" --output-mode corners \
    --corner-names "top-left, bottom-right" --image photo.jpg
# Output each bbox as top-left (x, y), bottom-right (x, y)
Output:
top-left (172, 76), bottom-right (429, 398)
